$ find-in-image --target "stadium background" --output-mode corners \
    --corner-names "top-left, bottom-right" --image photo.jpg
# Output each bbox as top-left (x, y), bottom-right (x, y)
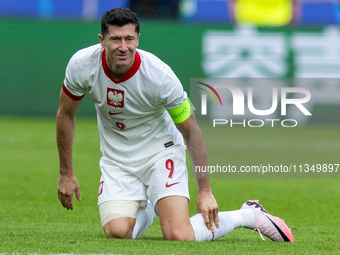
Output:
top-left (1, 0), bottom-right (340, 122)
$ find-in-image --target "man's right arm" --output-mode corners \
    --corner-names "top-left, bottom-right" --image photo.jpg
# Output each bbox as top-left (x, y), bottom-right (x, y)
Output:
top-left (56, 88), bottom-right (82, 210)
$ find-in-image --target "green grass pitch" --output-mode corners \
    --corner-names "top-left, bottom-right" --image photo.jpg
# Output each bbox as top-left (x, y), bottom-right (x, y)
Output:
top-left (0, 116), bottom-right (339, 254)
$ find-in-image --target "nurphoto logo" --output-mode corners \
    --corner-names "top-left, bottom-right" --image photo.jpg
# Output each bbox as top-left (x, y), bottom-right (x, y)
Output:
top-left (196, 80), bottom-right (312, 128)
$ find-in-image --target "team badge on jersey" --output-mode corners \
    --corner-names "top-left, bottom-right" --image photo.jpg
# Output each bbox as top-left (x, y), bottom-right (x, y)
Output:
top-left (107, 88), bottom-right (124, 108)
top-left (174, 92), bottom-right (185, 103)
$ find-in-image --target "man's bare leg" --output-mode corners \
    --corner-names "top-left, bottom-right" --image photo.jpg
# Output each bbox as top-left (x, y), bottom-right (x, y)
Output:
top-left (157, 196), bottom-right (195, 241)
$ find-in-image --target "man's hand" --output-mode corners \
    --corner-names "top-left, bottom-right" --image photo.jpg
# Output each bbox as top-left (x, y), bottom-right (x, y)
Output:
top-left (57, 173), bottom-right (81, 210)
top-left (197, 190), bottom-right (219, 232)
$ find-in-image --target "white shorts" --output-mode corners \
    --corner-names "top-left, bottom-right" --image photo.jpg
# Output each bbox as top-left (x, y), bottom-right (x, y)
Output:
top-left (97, 144), bottom-right (190, 214)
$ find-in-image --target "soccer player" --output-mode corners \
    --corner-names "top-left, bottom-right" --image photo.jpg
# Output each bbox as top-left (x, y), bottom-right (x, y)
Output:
top-left (56, 7), bottom-right (294, 242)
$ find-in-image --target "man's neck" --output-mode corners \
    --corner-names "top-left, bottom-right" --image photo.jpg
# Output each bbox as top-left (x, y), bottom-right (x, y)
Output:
top-left (107, 57), bottom-right (135, 81)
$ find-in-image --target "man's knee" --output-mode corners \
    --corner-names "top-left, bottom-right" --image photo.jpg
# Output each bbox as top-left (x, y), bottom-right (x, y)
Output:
top-left (162, 229), bottom-right (192, 241)
top-left (99, 200), bottom-right (140, 239)
top-left (103, 217), bottom-right (136, 239)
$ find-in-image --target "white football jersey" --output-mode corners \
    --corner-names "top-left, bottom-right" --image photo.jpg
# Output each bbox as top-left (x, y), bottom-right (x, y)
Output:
top-left (63, 44), bottom-right (187, 165)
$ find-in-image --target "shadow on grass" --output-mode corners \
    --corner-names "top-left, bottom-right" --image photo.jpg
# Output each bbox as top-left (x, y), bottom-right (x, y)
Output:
top-left (140, 236), bottom-right (259, 243)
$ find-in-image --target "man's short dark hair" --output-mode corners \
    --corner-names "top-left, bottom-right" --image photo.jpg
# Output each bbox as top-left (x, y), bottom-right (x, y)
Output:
top-left (101, 8), bottom-right (140, 37)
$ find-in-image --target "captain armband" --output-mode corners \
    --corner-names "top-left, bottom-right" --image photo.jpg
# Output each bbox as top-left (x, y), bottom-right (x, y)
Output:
top-left (167, 97), bottom-right (195, 124)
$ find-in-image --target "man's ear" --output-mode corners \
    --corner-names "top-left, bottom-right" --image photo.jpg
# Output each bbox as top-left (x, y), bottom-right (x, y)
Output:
top-left (136, 33), bottom-right (140, 47)
top-left (98, 34), bottom-right (104, 47)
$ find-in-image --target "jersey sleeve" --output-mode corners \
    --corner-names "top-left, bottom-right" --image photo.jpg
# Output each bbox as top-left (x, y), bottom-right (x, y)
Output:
top-left (62, 52), bottom-right (87, 101)
top-left (158, 66), bottom-right (194, 124)
top-left (159, 66), bottom-right (187, 110)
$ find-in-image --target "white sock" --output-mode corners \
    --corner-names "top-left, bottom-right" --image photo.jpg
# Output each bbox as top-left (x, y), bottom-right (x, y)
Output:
top-left (132, 201), bottom-right (156, 239)
top-left (239, 209), bottom-right (256, 228)
top-left (189, 209), bottom-right (256, 241)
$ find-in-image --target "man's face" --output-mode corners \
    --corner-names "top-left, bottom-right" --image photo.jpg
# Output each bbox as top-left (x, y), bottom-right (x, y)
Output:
top-left (99, 24), bottom-right (139, 72)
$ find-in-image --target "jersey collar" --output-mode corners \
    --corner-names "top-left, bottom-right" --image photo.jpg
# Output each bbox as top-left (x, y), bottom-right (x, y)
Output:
top-left (102, 49), bottom-right (141, 84)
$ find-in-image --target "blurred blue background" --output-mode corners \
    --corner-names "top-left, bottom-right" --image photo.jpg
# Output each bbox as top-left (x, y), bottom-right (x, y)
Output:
top-left (0, 0), bottom-right (339, 25)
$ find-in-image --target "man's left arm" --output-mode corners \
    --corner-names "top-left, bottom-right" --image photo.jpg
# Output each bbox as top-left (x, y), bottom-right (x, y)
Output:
top-left (176, 113), bottom-right (220, 232)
